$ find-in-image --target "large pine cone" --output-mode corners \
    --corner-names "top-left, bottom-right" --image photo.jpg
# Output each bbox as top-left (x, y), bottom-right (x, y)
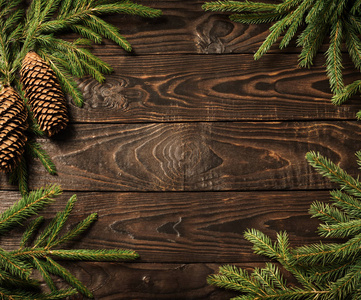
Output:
top-left (20, 51), bottom-right (69, 136)
top-left (0, 86), bottom-right (28, 173)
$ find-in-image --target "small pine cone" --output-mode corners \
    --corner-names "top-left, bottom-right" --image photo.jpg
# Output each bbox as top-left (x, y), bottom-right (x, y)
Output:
top-left (20, 51), bottom-right (69, 136)
top-left (0, 86), bottom-right (28, 173)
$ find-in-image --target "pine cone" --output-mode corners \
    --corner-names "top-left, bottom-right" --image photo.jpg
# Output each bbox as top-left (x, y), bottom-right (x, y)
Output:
top-left (0, 86), bottom-right (28, 173)
top-left (20, 51), bottom-right (69, 136)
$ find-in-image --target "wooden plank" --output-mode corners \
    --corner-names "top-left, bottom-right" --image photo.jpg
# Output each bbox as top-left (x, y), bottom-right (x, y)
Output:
top-left (70, 54), bottom-right (360, 123)
top-left (56, 262), bottom-right (294, 299)
top-left (0, 190), bottom-right (337, 263)
top-left (40, 261), bottom-right (295, 300)
top-left (82, 0), bottom-right (310, 56)
top-left (3, 121), bottom-right (357, 192)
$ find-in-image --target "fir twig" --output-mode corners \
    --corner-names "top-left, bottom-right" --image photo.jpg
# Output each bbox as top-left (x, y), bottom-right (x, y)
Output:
top-left (0, 185), bottom-right (61, 235)
top-left (0, 186), bottom-right (139, 298)
top-left (208, 151), bottom-right (361, 299)
top-left (202, 0), bottom-right (361, 118)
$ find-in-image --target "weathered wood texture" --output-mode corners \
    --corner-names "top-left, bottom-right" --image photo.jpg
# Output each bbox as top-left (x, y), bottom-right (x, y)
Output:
top-left (70, 54), bottom-right (360, 123)
top-left (61, 262), bottom-right (240, 300)
top-left (0, 190), bottom-right (331, 298)
top-left (86, 0), bottom-right (321, 56)
top-left (59, 261), bottom-right (298, 299)
top-left (0, 191), bottom-right (328, 263)
top-left (11, 121), bottom-right (359, 192)
top-left (2, 0), bottom-right (361, 299)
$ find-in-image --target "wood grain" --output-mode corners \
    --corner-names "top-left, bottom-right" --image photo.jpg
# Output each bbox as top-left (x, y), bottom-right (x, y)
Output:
top-left (0, 190), bottom-right (337, 263)
top-left (4, 121), bottom-right (357, 192)
top-left (2, 2), bottom-right (359, 299)
top-left (69, 54), bottom-right (360, 123)
top-left (51, 262), bottom-right (274, 300)
top-left (59, 261), bottom-right (299, 300)
top-left (80, 0), bottom-right (314, 56)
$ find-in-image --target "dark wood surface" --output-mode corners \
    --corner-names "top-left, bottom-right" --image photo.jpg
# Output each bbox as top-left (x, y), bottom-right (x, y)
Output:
top-left (1, 1), bottom-right (361, 299)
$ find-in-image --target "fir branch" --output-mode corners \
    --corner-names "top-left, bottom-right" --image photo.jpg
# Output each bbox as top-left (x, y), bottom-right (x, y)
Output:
top-left (305, 151), bottom-right (361, 198)
top-left (229, 12), bottom-right (285, 24)
top-left (10, 247), bottom-right (50, 261)
top-left (357, 150), bottom-right (361, 169)
top-left (325, 19), bottom-right (344, 94)
top-left (202, 0), bottom-right (278, 13)
top-left (202, 0), bottom-right (361, 117)
top-left (244, 228), bottom-right (279, 260)
top-left (34, 211), bottom-right (65, 249)
top-left (20, 216), bottom-right (44, 248)
top-left (39, 0), bottom-right (62, 23)
top-left (0, 268), bottom-right (39, 289)
top-left (279, 0), bottom-right (314, 50)
top-left (44, 195), bottom-right (77, 248)
top-left (70, 24), bottom-right (103, 44)
top-left (345, 20), bottom-right (361, 72)
top-left (58, 0), bottom-right (75, 18)
top-left (26, 141), bottom-right (57, 176)
top-left (89, 2), bottom-right (162, 18)
top-left (0, 185), bottom-right (61, 235)
top-left (208, 264), bottom-right (327, 299)
top-left (297, 22), bottom-right (327, 68)
top-left (309, 200), bottom-right (351, 226)
top-left (308, 259), bottom-right (356, 284)
top-left (42, 257), bottom-right (93, 298)
top-left (0, 187), bottom-right (139, 298)
top-left (41, 52), bottom-right (85, 107)
top-left (0, 248), bottom-right (32, 281)
top-left (304, 0), bottom-right (324, 24)
top-left (263, 263), bottom-right (288, 291)
top-left (40, 1), bottom-right (161, 34)
top-left (254, 13), bottom-right (293, 60)
top-left (8, 156), bottom-right (29, 196)
top-left (332, 80), bottom-right (361, 106)
top-left (208, 264), bottom-right (264, 294)
top-left (0, 287), bottom-right (77, 300)
top-left (31, 256), bottom-right (57, 292)
top-left (39, 288), bottom-right (78, 300)
top-left (318, 219), bottom-right (361, 238)
top-left (330, 190), bottom-right (361, 219)
top-left (276, 0), bottom-right (304, 13)
top-left (351, 0), bottom-right (361, 14)
top-left (50, 212), bottom-right (97, 248)
top-left (329, 264), bottom-right (361, 299)
top-left (209, 151), bottom-right (361, 298)
top-left (49, 248), bottom-right (139, 261)
top-left (84, 15), bottom-right (132, 51)
top-left (0, 0), bottom-right (23, 22)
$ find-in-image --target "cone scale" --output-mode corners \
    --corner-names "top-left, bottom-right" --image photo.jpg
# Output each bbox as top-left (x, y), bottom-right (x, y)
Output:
top-left (0, 86), bottom-right (28, 173)
top-left (20, 52), bottom-right (69, 137)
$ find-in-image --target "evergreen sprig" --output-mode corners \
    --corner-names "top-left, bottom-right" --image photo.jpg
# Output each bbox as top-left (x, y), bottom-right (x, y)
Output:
top-left (0, 184), bottom-right (138, 299)
top-left (202, 0), bottom-right (361, 119)
top-left (208, 151), bottom-right (361, 299)
top-left (0, 0), bottom-right (162, 193)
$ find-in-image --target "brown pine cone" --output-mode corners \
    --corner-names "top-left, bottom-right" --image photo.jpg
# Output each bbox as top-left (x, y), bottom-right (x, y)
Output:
top-left (20, 51), bottom-right (69, 136)
top-left (0, 86), bottom-right (28, 173)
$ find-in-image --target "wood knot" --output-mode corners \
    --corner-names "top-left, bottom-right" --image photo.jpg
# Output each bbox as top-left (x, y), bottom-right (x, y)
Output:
top-left (79, 77), bottom-right (130, 110)
top-left (196, 15), bottom-right (235, 54)
top-left (113, 124), bottom-right (223, 190)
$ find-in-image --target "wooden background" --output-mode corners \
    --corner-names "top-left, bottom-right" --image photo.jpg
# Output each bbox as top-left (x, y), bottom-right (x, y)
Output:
top-left (2, 0), bottom-right (361, 299)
